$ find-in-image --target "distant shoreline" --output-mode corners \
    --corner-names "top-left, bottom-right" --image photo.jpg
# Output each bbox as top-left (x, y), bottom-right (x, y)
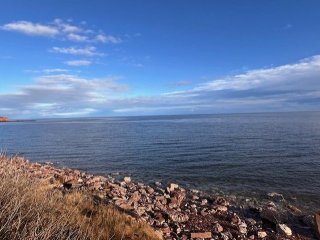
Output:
top-left (0, 120), bottom-right (36, 123)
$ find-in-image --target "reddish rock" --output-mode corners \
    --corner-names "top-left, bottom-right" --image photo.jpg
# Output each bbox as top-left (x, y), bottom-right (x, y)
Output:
top-left (191, 232), bottom-right (212, 239)
top-left (167, 183), bottom-right (179, 193)
top-left (0, 116), bottom-right (9, 122)
top-left (258, 231), bottom-right (267, 238)
top-left (170, 189), bottom-right (185, 208)
top-left (130, 191), bottom-right (141, 203)
top-left (315, 213), bottom-right (320, 239)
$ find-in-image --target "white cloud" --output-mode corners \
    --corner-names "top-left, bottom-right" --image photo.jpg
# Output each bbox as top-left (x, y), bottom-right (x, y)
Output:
top-left (53, 18), bottom-right (82, 33)
top-left (1, 21), bottom-right (59, 37)
top-left (51, 46), bottom-right (102, 56)
top-left (193, 55), bottom-right (320, 92)
top-left (1, 19), bottom-right (122, 44)
top-left (42, 68), bottom-right (69, 73)
top-left (95, 34), bottom-right (122, 43)
top-left (0, 74), bottom-right (128, 117)
top-left (67, 33), bottom-right (88, 42)
top-left (64, 60), bottom-right (92, 66)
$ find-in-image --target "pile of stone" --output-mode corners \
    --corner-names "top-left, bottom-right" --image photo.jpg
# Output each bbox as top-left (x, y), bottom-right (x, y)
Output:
top-left (1, 156), bottom-right (319, 240)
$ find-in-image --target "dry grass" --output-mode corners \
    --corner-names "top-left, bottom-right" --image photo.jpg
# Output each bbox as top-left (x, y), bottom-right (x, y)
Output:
top-left (0, 155), bottom-right (161, 240)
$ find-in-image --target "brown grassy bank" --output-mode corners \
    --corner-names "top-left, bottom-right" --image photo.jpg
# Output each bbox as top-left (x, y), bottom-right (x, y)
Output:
top-left (0, 155), bottom-right (160, 240)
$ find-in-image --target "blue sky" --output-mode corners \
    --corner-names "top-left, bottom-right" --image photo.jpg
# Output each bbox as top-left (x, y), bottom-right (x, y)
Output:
top-left (0, 0), bottom-right (320, 118)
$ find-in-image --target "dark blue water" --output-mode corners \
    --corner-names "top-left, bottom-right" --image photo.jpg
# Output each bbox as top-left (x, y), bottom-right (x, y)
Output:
top-left (1, 112), bottom-right (320, 209)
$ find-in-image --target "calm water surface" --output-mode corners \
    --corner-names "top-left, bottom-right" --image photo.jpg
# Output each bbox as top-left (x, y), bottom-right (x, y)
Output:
top-left (1, 112), bottom-right (320, 210)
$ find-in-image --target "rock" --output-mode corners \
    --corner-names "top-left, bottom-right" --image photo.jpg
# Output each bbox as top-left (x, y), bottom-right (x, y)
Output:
top-left (130, 191), bottom-right (141, 202)
top-left (267, 201), bottom-right (277, 208)
top-left (287, 204), bottom-right (302, 214)
top-left (116, 201), bottom-right (133, 211)
top-left (260, 207), bottom-right (287, 223)
top-left (231, 214), bottom-right (241, 224)
top-left (124, 176), bottom-right (131, 183)
top-left (315, 213), bottom-right (320, 239)
top-left (170, 189), bottom-right (185, 208)
top-left (238, 222), bottom-right (247, 234)
top-left (139, 188), bottom-right (147, 195)
top-left (154, 212), bottom-right (165, 224)
top-left (146, 187), bottom-right (155, 194)
top-left (161, 226), bottom-right (171, 234)
top-left (215, 197), bottom-right (229, 206)
top-left (136, 206), bottom-right (145, 216)
top-left (201, 199), bottom-right (208, 205)
top-left (191, 195), bottom-right (199, 201)
top-left (221, 233), bottom-right (230, 240)
top-left (216, 205), bottom-right (228, 212)
top-left (213, 222), bottom-right (223, 233)
top-left (155, 181), bottom-right (161, 186)
top-left (257, 231), bottom-right (267, 238)
top-left (167, 183), bottom-right (179, 193)
top-left (168, 211), bottom-right (189, 223)
top-left (267, 192), bottom-right (284, 202)
top-left (246, 218), bottom-right (256, 226)
top-left (200, 208), bottom-right (208, 216)
top-left (277, 223), bottom-right (292, 236)
top-left (191, 232), bottom-right (212, 239)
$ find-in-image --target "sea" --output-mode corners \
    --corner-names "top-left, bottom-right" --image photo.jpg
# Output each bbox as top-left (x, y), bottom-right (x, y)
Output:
top-left (1, 111), bottom-right (319, 210)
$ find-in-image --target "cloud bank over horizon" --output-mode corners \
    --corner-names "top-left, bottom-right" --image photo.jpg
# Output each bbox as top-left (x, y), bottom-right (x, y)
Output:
top-left (1, 55), bottom-right (320, 118)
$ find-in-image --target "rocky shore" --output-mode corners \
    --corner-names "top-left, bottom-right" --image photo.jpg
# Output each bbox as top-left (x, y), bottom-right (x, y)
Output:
top-left (0, 116), bottom-right (9, 122)
top-left (1, 156), bottom-right (319, 240)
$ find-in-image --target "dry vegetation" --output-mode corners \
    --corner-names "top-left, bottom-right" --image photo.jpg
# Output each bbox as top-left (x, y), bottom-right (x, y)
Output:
top-left (0, 155), bottom-right (161, 240)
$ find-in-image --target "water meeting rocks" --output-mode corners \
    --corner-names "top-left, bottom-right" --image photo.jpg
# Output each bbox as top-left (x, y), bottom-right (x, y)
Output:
top-left (1, 156), bottom-right (317, 240)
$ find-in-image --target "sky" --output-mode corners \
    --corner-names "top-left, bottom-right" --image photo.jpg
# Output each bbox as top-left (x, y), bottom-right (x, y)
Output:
top-left (0, 0), bottom-right (320, 119)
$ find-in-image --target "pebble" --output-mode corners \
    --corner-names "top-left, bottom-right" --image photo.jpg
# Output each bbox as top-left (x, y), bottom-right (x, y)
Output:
top-left (257, 231), bottom-right (267, 238)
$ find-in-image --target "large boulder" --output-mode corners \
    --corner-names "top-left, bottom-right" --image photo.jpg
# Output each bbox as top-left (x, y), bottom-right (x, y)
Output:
top-left (260, 207), bottom-right (288, 223)
top-left (315, 213), bottom-right (320, 239)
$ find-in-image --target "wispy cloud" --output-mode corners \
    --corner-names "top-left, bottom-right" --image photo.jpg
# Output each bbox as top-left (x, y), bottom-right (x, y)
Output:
top-left (283, 23), bottom-right (293, 30)
top-left (42, 68), bottom-right (69, 73)
top-left (64, 60), bottom-right (92, 66)
top-left (95, 34), bottom-right (122, 44)
top-left (53, 18), bottom-right (82, 33)
top-left (66, 33), bottom-right (89, 42)
top-left (1, 21), bottom-right (59, 37)
top-left (51, 46), bottom-right (103, 56)
top-left (1, 19), bottom-right (122, 44)
top-left (192, 55), bottom-right (320, 92)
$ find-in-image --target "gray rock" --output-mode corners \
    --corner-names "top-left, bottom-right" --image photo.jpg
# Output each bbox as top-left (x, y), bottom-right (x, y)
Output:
top-left (260, 207), bottom-right (287, 223)
top-left (267, 192), bottom-right (284, 202)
